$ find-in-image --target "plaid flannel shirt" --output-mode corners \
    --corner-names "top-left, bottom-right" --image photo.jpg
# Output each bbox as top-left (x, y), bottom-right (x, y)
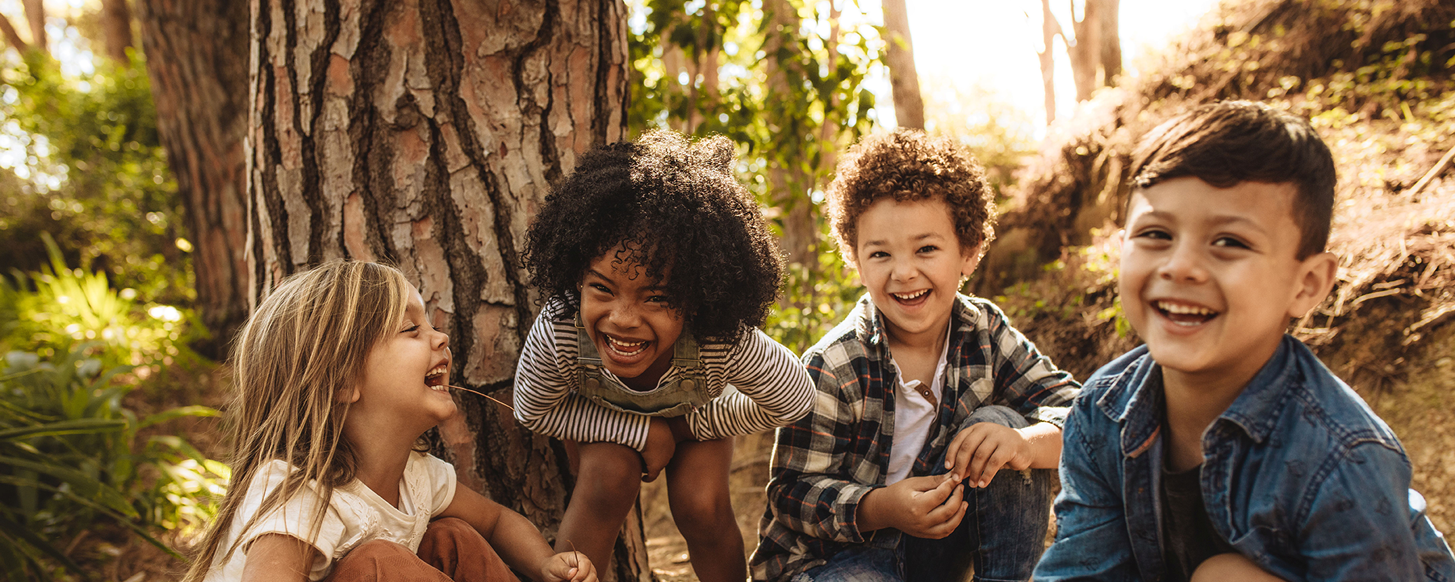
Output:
top-left (750, 293), bottom-right (1081, 582)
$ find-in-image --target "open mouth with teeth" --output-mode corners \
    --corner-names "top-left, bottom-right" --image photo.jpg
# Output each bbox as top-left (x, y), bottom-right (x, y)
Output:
top-left (424, 364), bottom-right (450, 391)
top-left (605, 335), bottom-right (649, 357)
top-left (891, 289), bottom-right (930, 306)
top-left (1154, 300), bottom-right (1219, 327)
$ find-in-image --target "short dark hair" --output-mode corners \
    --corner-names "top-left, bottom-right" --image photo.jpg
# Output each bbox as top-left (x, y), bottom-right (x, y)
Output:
top-left (1129, 100), bottom-right (1336, 259)
top-left (523, 130), bottom-right (783, 343)
top-left (827, 130), bottom-right (996, 258)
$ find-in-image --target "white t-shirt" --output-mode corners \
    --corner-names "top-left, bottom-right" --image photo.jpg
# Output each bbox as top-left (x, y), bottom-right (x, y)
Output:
top-left (204, 452), bottom-right (458, 582)
top-left (885, 330), bottom-right (951, 485)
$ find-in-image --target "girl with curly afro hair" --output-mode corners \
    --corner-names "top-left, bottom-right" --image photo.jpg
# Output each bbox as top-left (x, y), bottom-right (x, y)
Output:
top-left (512, 130), bottom-right (813, 582)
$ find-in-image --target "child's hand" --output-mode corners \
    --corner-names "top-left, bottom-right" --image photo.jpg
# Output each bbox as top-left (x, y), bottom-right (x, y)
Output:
top-left (540, 549), bottom-right (597, 582)
top-left (945, 423), bottom-right (1035, 487)
top-left (639, 417), bottom-right (677, 482)
top-left (865, 474), bottom-right (967, 538)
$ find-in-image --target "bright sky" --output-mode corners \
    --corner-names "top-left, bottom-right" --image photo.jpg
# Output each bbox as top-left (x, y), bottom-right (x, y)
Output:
top-left (890, 0), bottom-right (1219, 137)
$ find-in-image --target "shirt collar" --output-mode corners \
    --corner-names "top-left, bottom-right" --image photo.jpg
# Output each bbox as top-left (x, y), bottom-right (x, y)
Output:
top-left (1101, 335), bottom-right (1300, 452)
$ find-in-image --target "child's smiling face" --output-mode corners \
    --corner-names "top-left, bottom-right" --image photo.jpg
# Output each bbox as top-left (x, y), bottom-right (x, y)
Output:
top-left (1120, 177), bottom-right (1336, 383)
top-left (852, 197), bottom-right (980, 346)
top-left (351, 286), bottom-right (456, 432)
top-left (580, 242), bottom-right (685, 389)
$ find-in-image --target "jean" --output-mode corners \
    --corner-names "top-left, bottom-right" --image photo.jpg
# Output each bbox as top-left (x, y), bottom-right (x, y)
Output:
top-left (793, 406), bottom-right (1054, 582)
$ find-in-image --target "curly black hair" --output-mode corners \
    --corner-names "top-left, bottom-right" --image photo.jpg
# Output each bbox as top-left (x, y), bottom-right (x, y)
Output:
top-left (827, 130), bottom-right (996, 258)
top-left (523, 130), bottom-right (784, 343)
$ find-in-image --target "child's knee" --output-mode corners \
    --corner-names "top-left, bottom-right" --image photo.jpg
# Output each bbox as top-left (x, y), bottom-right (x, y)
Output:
top-left (1190, 553), bottom-right (1285, 582)
top-left (575, 443), bottom-right (643, 501)
top-left (332, 539), bottom-right (425, 580)
top-left (668, 486), bottom-right (735, 539)
top-left (421, 517), bottom-right (483, 551)
top-left (963, 404), bottom-right (1030, 430)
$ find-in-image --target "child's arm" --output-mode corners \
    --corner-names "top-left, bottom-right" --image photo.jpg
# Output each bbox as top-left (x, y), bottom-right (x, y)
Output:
top-left (1032, 385), bottom-right (1139, 580)
top-left (980, 302), bottom-right (1081, 423)
top-left (1294, 442), bottom-right (1433, 580)
top-left (764, 355), bottom-right (879, 543)
top-left (439, 486), bottom-right (597, 582)
top-left (681, 328), bottom-right (814, 441)
top-left (240, 534), bottom-right (317, 582)
top-left (513, 306), bottom-right (653, 451)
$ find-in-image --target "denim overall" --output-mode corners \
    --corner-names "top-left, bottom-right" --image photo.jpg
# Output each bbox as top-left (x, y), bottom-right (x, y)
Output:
top-left (574, 317), bottom-right (712, 417)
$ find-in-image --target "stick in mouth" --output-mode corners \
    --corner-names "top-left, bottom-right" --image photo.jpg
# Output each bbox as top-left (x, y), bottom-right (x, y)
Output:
top-left (446, 384), bottom-right (515, 411)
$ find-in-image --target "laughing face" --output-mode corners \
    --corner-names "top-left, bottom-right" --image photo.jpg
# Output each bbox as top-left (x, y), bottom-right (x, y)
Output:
top-left (351, 286), bottom-right (456, 434)
top-left (580, 243), bottom-right (686, 390)
top-left (852, 197), bottom-right (980, 348)
top-left (1120, 177), bottom-right (1336, 385)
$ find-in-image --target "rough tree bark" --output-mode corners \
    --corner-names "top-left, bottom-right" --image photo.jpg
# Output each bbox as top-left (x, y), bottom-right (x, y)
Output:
top-left (881, 0), bottom-right (924, 130)
top-left (100, 0), bottom-right (133, 65)
top-left (244, 0), bottom-right (643, 579)
top-left (137, 0), bottom-right (252, 359)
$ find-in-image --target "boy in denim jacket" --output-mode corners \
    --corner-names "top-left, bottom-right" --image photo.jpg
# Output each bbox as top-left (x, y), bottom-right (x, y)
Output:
top-left (1035, 101), bottom-right (1455, 581)
top-left (752, 131), bottom-right (1080, 582)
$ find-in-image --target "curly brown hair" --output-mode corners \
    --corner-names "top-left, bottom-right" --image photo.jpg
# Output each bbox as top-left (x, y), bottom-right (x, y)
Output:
top-left (827, 130), bottom-right (996, 260)
top-left (523, 130), bottom-right (784, 343)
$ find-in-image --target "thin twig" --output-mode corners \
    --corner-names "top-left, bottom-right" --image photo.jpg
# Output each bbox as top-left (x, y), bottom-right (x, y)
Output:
top-left (1409, 144), bottom-right (1455, 198)
top-left (446, 385), bottom-right (514, 411)
top-left (566, 539), bottom-right (580, 571)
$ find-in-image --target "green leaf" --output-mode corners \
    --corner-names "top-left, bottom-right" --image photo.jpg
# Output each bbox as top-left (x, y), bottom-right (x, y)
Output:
top-left (0, 418), bottom-right (126, 441)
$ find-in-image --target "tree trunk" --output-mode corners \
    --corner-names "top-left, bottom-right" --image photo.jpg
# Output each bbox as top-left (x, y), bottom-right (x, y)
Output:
top-left (21, 0), bottom-right (44, 52)
top-left (1099, 0), bottom-right (1121, 87)
top-left (0, 13), bottom-right (28, 52)
top-left (244, 0), bottom-right (642, 579)
top-left (1038, 0), bottom-right (1062, 125)
top-left (136, 0), bottom-right (252, 360)
top-left (100, 0), bottom-right (133, 65)
top-left (881, 0), bottom-right (924, 130)
top-left (1068, 0), bottom-right (1100, 102)
top-left (761, 0), bottom-right (817, 270)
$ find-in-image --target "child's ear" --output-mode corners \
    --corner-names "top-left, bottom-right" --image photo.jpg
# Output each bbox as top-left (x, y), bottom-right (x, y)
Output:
top-left (959, 243), bottom-right (984, 278)
top-left (1287, 251), bottom-right (1338, 318)
top-left (336, 385), bottom-right (360, 405)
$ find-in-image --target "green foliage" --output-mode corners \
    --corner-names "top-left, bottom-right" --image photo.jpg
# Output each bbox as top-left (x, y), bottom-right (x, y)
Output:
top-left (3, 233), bottom-right (200, 373)
top-left (0, 345), bottom-right (223, 580)
top-left (0, 233), bottom-right (219, 578)
top-left (764, 230), bottom-right (862, 354)
top-left (0, 46), bottom-right (190, 305)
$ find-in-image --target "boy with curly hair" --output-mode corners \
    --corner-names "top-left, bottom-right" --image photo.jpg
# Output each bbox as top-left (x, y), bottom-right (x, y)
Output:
top-left (752, 130), bottom-right (1080, 582)
top-left (513, 130), bottom-right (814, 582)
top-left (1035, 101), bottom-right (1455, 580)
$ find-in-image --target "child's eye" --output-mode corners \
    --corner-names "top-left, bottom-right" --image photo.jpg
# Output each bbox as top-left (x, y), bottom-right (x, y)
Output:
top-left (646, 295), bottom-right (670, 304)
top-left (402, 325), bottom-right (420, 334)
top-left (1134, 228), bottom-right (1171, 241)
top-left (587, 283), bottom-right (611, 294)
top-left (869, 251), bottom-right (889, 259)
top-left (1212, 236), bottom-right (1250, 249)
top-left (917, 245), bottom-right (939, 254)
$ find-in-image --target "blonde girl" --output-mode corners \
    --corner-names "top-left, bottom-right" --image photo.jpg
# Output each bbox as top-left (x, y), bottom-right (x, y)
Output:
top-left (183, 261), bottom-right (594, 582)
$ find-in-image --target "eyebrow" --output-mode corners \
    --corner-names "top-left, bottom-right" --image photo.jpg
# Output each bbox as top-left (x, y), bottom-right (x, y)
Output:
top-left (585, 269), bottom-right (667, 290)
top-left (860, 232), bottom-right (945, 247)
top-left (1139, 210), bottom-right (1268, 233)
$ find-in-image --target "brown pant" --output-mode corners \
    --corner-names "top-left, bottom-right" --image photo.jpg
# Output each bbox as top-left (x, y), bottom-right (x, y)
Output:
top-left (325, 518), bottom-right (520, 582)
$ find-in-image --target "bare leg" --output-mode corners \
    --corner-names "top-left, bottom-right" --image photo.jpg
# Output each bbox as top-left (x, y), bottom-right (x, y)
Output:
top-left (556, 441), bottom-right (643, 572)
top-left (665, 437), bottom-right (744, 582)
top-left (1190, 553), bottom-right (1287, 582)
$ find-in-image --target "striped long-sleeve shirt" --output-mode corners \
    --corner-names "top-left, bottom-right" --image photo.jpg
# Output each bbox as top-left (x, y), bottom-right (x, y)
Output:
top-left (512, 297), bottom-right (815, 451)
top-left (749, 293), bottom-right (1081, 582)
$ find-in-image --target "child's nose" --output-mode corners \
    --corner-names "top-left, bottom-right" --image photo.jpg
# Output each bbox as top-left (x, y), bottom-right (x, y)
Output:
top-left (608, 303), bottom-right (642, 327)
top-left (890, 258), bottom-right (917, 281)
top-left (1158, 242), bottom-right (1209, 283)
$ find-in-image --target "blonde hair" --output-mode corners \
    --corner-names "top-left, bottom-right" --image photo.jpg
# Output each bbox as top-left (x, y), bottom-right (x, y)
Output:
top-left (182, 261), bottom-right (412, 582)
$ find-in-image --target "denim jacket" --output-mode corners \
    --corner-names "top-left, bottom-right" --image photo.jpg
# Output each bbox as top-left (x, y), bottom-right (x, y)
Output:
top-left (1035, 335), bottom-right (1455, 581)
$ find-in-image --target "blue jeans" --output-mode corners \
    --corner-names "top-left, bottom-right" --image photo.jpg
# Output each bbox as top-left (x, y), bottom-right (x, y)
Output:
top-left (793, 406), bottom-right (1054, 582)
